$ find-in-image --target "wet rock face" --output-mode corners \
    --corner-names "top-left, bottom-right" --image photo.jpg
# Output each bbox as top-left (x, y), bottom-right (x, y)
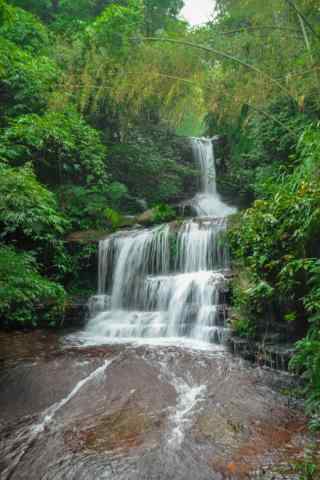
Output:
top-left (0, 332), bottom-right (319, 480)
top-left (228, 336), bottom-right (296, 372)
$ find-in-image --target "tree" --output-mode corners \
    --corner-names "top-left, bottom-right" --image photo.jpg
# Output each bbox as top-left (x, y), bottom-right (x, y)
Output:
top-left (7, 0), bottom-right (126, 25)
top-left (0, 162), bottom-right (69, 283)
top-left (0, 162), bottom-right (67, 244)
top-left (0, 3), bottom-right (49, 53)
top-left (144, 0), bottom-right (184, 34)
top-left (108, 124), bottom-right (197, 205)
top-left (0, 110), bottom-right (108, 187)
top-left (0, 4), bottom-right (57, 123)
top-left (0, 245), bottom-right (66, 327)
top-left (0, 38), bottom-right (58, 122)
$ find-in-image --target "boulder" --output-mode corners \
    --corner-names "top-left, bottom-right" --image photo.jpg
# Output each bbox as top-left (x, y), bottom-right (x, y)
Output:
top-left (135, 209), bottom-right (155, 226)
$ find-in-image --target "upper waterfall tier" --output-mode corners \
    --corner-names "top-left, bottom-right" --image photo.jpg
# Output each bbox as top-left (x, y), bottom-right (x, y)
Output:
top-left (190, 137), bottom-right (236, 217)
top-left (192, 137), bottom-right (217, 195)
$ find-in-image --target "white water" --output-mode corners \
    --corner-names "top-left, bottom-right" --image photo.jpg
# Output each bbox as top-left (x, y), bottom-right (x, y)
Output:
top-left (34, 359), bottom-right (112, 433)
top-left (86, 137), bottom-right (236, 344)
top-left (168, 382), bottom-right (206, 446)
top-left (1, 360), bottom-right (113, 480)
top-left (191, 137), bottom-right (236, 217)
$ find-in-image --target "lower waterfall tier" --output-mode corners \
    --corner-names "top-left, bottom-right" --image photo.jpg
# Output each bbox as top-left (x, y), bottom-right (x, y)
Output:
top-left (88, 215), bottom-right (232, 344)
top-left (86, 309), bottom-right (230, 343)
top-left (87, 266), bottom-right (230, 343)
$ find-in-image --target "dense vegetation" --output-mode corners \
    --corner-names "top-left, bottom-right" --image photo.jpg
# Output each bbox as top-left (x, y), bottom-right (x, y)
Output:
top-left (1, 0), bottom-right (320, 432)
top-left (206, 0), bottom-right (320, 427)
top-left (0, 0), bottom-right (197, 327)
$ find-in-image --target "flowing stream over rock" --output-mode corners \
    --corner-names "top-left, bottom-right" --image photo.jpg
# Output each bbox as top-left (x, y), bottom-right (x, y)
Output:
top-left (1, 138), bottom-right (319, 480)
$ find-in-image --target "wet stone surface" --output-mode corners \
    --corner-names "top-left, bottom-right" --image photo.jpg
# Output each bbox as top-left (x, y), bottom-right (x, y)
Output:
top-left (0, 331), bottom-right (319, 480)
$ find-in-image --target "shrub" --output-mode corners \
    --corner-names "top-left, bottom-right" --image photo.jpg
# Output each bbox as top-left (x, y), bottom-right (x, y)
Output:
top-left (0, 38), bottom-right (58, 120)
top-left (0, 162), bottom-right (67, 243)
top-left (58, 183), bottom-right (128, 231)
top-left (229, 124), bottom-right (320, 340)
top-left (0, 110), bottom-right (108, 186)
top-left (0, 246), bottom-right (66, 327)
top-left (0, 3), bottom-right (50, 54)
top-left (108, 125), bottom-right (197, 206)
top-left (152, 203), bottom-right (176, 223)
top-left (229, 123), bottom-right (320, 416)
top-left (291, 328), bottom-right (320, 418)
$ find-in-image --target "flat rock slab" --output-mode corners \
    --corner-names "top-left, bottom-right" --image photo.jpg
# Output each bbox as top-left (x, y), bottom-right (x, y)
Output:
top-left (0, 331), bottom-right (319, 480)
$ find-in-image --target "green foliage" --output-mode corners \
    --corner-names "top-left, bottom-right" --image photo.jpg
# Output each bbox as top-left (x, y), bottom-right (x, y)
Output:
top-left (106, 181), bottom-right (129, 209)
top-left (105, 207), bottom-right (123, 231)
top-left (231, 274), bottom-right (274, 339)
top-left (86, 0), bottom-right (143, 55)
top-left (230, 172), bottom-right (320, 335)
top-left (0, 245), bottom-right (66, 327)
top-left (291, 328), bottom-right (320, 417)
top-left (0, 163), bottom-right (67, 243)
top-left (7, 0), bottom-right (119, 27)
top-left (0, 162), bottom-right (71, 286)
top-left (0, 3), bottom-right (50, 53)
top-left (0, 110), bottom-right (108, 186)
top-left (152, 203), bottom-right (176, 223)
top-left (58, 183), bottom-right (128, 230)
top-left (292, 446), bottom-right (319, 480)
top-left (298, 122), bottom-right (320, 181)
top-left (144, 0), bottom-right (184, 34)
top-left (0, 37), bottom-right (58, 120)
top-left (5, 0), bottom-right (54, 22)
top-left (231, 315), bottom-right (255, 338)
top-left (0, 0), bottom-right (195, 330)
top-left (108, 125), bottom-right (197, 205)
top-left (175, 112), bottom-right (205, 137)
top-left (0, 2), bottom-right (56, 123)
top-left (212, 4), bottom-right (320, 418)
top-left (209, 99), bottom-right (312, 195)
top-left (64, 242), bottom-right (98, 299)
top-left (8, 0), bottom-right (184, 36)
top-left (230, 125), bottom-right (320, 417)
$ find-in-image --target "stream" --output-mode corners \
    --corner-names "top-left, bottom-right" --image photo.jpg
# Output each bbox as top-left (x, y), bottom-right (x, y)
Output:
top-left (1, 138), bottom-right (319, 479)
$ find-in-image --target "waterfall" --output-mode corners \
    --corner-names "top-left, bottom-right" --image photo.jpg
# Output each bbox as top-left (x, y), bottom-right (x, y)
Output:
top-left (191, 137), bottom-right (236, 218)
top-left (191, 137), bottom-right (216, 194)
top-left (86, 137), bottom-right (236, 344)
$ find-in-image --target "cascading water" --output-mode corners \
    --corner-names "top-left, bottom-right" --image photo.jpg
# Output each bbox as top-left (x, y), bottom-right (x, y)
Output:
top-left (191, 137), bottom-right (236, 217)
top-left (86, 137), bottom-right (236, 344)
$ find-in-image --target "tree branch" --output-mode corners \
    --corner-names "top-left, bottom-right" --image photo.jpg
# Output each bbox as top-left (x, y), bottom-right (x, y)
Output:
top-left (284, 0), bottom-right (320, 41)
top-left (217, 25), bottom-right (302, 36)
top-left (140, 36), bottom-right (292, 97)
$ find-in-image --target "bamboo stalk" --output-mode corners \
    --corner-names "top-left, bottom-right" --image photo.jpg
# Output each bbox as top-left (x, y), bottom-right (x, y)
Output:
top-left (284, 0), bottom-right (320, 40)
top-left (141, 36), bottom-right (292, 97)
